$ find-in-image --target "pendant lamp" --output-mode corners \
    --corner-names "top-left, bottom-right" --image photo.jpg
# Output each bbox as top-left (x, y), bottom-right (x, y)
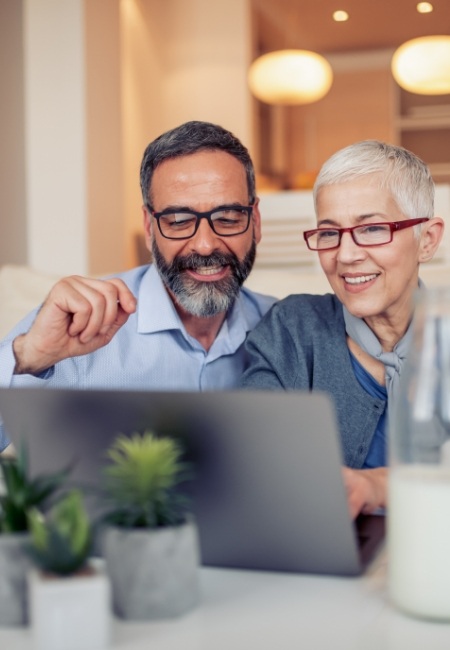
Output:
top-left (391, 36), bottom-right (450, 95)
top-left (248, 49), bottom-right (333, 106)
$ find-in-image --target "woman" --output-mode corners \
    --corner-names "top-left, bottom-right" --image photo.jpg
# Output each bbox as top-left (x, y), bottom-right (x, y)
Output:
top-left (241, 140), bottom-right (444, 518)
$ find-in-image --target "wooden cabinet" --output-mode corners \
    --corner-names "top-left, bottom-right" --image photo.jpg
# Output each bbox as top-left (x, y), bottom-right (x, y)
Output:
top-left (253, 51), bottom-right (450, 188)
top-left (394, 89), bottom-right (450, 183)
top-left (253, 52), bottom-right (398, 187)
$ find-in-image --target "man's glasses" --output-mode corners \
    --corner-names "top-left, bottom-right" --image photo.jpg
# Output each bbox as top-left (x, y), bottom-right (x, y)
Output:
top-left (148, 204), bottom-right (254, 240)
top-left (303, 218), bottom-right (429, 251)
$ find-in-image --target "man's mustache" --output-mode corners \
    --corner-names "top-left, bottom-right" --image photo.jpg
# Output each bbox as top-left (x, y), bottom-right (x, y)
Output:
top-left (171, 252), bottom-right (237, 273)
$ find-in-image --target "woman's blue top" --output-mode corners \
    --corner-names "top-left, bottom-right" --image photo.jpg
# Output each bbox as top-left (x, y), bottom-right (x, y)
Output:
top-left (350, 353), bottom-right (387, 468)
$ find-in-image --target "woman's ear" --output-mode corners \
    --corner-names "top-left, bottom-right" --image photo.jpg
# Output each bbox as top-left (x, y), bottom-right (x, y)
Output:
top-left (419, 217), bottom-right (445, 263)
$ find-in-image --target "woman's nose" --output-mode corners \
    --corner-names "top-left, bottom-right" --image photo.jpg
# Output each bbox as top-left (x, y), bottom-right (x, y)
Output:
top-left (336, 231), bottom-right (366, 262)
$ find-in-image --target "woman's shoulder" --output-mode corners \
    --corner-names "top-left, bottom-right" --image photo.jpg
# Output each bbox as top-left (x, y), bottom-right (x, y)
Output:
top-left (272, 292), bottom-right (342, 319)
top-left (252, 292), bottom-right (345, 345)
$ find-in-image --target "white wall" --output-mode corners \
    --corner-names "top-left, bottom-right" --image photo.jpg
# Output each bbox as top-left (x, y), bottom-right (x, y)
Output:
top-left (24, 0), bottom-right (88, 275)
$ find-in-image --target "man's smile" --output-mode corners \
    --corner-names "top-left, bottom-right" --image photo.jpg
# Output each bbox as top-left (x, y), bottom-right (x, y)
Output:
top-left (186, 265), bottom-right (229, 281)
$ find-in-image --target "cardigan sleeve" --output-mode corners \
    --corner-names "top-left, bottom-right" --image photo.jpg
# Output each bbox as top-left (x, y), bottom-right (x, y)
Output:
top-left (241, 303), bottom-right (300, 389)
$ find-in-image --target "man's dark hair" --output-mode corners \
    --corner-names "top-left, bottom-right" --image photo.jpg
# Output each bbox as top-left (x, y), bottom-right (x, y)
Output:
top-left (140, 120), bottom-right (256, 206)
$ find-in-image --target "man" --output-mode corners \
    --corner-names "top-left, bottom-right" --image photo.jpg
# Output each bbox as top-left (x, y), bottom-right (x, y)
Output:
top-left (0, 121), bottom-right (275, 451)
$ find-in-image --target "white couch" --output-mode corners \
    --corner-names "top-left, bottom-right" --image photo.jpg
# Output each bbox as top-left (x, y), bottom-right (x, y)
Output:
top-left (0, 265), bottom-right (61, 339)
top-left (1, 263), bottom-right (449, 340)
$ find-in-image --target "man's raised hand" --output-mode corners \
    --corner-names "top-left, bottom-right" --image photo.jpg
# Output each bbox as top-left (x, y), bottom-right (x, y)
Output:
top-left (13, 276), bottom-right (137, 375)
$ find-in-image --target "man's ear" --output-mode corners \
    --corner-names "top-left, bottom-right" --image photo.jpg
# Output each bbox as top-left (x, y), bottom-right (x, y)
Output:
top-left (252, 197), bottom-right (262, 245)
top-left (142, 205), bottom-right (153, 251)
top-left (419, 217), bottom-right (445, 263)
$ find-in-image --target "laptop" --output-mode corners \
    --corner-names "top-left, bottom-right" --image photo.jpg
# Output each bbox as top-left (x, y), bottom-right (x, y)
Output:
top-left (0, 387), bottom-right (385, 576)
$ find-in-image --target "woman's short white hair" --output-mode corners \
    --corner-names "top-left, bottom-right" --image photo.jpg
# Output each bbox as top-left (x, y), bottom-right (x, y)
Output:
top-left (313, 140), bottom-right (435, 220)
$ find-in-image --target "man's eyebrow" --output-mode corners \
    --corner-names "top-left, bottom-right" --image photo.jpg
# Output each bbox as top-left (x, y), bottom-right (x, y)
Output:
top-left (155, 204), bottom-right (193, 213)
top-left (155, 202), bottom-right (248, 213)
top-left (316, 213), bottom-right (385, 227)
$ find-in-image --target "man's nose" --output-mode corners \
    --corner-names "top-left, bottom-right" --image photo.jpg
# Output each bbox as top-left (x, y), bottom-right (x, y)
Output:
top-left (188, 218), bottom-right (221, 254)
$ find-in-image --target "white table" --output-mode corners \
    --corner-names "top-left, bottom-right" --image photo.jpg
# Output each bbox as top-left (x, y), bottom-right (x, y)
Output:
top-left (1, 547), bottom-right (450, 649)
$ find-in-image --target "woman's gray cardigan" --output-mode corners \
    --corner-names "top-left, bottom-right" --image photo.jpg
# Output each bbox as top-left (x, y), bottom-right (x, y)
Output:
top-left (241, 293), bottom-right (386, 468)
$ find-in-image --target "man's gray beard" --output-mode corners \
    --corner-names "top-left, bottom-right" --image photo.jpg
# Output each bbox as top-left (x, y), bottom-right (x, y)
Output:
top-left (152, 238), bottom-right (256, 318)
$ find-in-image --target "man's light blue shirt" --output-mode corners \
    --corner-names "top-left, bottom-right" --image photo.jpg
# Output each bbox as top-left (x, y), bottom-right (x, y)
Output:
top-left (0, 265), bottom-right (276, 450)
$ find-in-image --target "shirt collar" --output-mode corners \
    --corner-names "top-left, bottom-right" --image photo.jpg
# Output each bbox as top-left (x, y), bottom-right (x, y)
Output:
top-left (137, 265), bottom-right (183, 334)
top-left (136, 264), bottom-right (252, 355)
top-left (206, 294), bottom-right (252, 360)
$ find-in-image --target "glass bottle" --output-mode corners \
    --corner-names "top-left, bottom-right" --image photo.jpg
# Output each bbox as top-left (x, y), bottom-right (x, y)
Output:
top-left (388, 286), bottom-right (450, 620)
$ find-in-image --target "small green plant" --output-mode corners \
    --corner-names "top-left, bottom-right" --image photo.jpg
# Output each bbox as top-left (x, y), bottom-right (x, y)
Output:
top-left (102, 431), bottom-right (191, 529)
top-left (27, 490), bottom-right (92, 576)
top-left (0, 447), bottom-right (69, 533)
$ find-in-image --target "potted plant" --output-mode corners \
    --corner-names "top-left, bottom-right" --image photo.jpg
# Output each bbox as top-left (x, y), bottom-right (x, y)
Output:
top-left (27, 489), bottom-right (111, 650)
top-left (0, 447), bottom-right (68, 626)
top-left (101, 430), bottom-right (201, 620)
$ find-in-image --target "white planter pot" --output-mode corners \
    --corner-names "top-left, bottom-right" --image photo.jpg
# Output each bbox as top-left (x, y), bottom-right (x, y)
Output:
top-left (0, 532), bottom-right (32, 626)
top-left (102, 518), bottom-right (201, 620)
top-left (28, 560), bottom-right (111, 650)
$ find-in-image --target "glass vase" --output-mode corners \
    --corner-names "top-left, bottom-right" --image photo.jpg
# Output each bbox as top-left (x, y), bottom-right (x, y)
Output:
top-left (388, 286), bottom-right (450, 620)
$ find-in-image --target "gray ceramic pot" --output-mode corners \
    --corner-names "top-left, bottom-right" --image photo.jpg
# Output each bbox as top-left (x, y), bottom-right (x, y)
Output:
top-left (102, 518), bottom-right (201, 620)
top-left (0, 532), bottom-right (32, 626)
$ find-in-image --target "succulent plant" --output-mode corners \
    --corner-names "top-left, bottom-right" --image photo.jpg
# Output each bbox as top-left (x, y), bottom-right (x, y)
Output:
top-left (102, 431), bottom-right (192, 529)
top-left (27, 490), bottom-right (92, 576)
top-left (0, 447), bottom-right (69, 534)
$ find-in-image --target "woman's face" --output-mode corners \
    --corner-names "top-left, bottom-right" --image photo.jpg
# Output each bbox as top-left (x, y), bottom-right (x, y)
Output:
top-left (315, 174), bottom-right (423, 330)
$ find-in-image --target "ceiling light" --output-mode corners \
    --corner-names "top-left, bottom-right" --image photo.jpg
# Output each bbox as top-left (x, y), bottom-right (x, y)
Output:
top-left (391, 36), bottom-right (450, 95)
top-left (333, 10), bottom-right (349, 22)
top-left (248, 50), bottom-right (333, 106)
top-left (416, 2), bottom-right (433, 13)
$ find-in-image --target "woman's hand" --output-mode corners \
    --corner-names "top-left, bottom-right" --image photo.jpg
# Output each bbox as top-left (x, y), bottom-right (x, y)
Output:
top-left (342, 466), bottom-right (387, 519)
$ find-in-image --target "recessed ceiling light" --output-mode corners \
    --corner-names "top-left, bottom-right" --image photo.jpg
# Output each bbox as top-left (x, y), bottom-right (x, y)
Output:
top-left (333, 10), bottom-right (349, 22)
top-left (417, 2), bottom-right (433, 13)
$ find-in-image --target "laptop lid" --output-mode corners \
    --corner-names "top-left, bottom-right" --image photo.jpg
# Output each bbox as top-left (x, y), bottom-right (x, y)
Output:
top-left (0, 387), bottom-right (384, 576)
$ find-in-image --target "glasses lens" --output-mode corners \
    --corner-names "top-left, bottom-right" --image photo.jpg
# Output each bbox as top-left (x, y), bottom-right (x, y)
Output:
top-left (211, 208), bottom-right (250, 236)
top-left (308, 229), bottom-right (340, 250)
top-left (158, 212), bottom-right (197, 238)
top-left (157, 207), bottom-right (251, 239)
top-left (353, 224), bottom-right (392, 245)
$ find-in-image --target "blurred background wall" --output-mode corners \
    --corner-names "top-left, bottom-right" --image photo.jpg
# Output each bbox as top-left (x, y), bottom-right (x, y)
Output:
top-left (1, 0), bottom-right (448, 276)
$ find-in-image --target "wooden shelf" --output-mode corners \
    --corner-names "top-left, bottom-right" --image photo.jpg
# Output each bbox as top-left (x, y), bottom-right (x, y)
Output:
top-left (395, 88), bottom-right (450, 182)
top-left (396, 115), bottom-right (450, 130)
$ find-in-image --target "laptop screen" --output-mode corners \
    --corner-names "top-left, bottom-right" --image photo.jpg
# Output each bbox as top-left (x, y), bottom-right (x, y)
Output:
top-left (0, 387), bottom-right (384, 575)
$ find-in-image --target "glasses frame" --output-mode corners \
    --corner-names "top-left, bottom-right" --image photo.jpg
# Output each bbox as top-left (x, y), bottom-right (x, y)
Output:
top-left (303, 217), bottom-right (429, 251)
top-left (147, 204), bottom-right (254, 240)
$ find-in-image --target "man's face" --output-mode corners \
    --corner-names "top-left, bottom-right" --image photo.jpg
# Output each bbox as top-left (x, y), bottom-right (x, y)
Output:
top-left (143, 150), bottom-right (261, 317)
